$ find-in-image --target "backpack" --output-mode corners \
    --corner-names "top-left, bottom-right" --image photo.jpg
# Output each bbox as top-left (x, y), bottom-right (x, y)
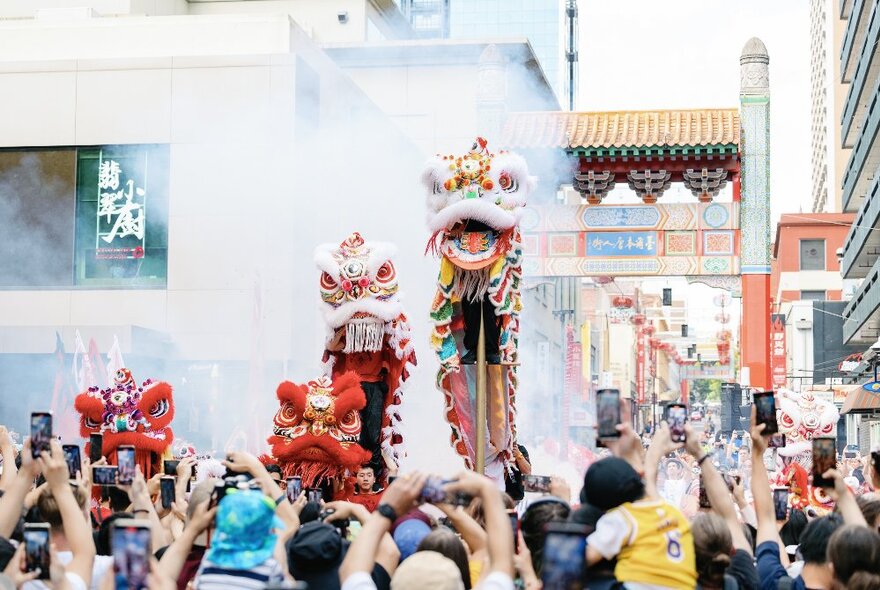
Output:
top-left (776, 576), bottom-right (795, 590)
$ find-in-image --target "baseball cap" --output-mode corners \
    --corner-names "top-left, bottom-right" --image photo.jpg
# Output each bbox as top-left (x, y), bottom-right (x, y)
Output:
top-left (582, 457), bottom-right (645, 511)
top-left (287, 521), bottom-right (347, 590)
top-left (391, 551), bottom-right (464, 590)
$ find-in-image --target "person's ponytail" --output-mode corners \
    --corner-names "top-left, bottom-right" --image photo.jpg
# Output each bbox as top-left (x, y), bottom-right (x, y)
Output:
top-left (846, 570), bottom-right (880, 590)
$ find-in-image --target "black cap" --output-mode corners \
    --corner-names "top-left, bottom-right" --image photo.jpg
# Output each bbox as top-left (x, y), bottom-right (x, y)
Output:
top-left (286, 521), bottom-right (349, 590)
top-left (582, 457), bottom-right (644, 511)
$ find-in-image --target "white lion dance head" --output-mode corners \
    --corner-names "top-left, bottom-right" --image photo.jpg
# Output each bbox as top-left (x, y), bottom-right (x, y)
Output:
top-left (315, 232), bottom-right (404, 354)
top-left (776, 388), bottom-right (839, 460)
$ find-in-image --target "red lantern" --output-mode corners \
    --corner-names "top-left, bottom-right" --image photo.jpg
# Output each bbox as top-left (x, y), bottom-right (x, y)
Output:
top-left (649, 337), bottom-right (660, 349)
top-left (613, 296), bottom-right (634, 309)
top-left (643, 324), bottom-right (656, 336)
top-left (716, 330), bottom-right (731, 341)
top-left (631, 313), bottom-right (646, 326)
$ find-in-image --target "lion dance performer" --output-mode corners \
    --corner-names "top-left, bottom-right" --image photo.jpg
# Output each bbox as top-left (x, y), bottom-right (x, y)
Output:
top-left (422, 137), bottom-right (535, 470)
top-left (75, 368), bottom-right (174, 478)
top-left (772, 388), bottom-right (840, 514)
top-left (314, 232), bottom-right (416, 479)
top-left (268, 373), bottom-right (372, 487)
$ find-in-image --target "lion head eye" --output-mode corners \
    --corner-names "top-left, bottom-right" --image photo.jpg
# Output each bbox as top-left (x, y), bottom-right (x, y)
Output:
top-left (320, 272), bottom-right (339, 290)
top-left (374, 262), bottom-right (396, 285)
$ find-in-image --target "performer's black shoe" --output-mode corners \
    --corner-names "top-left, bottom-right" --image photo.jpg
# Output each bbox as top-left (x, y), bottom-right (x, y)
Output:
top-left (461, 350), bottom-right (476, 365)
top-left (487, 354), bottom-right (502, 365)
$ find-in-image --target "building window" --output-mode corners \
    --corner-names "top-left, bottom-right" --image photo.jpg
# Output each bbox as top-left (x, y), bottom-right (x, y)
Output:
top-left (0, 149), bottom-right (77, 288)
top-left (799, 239), bottom-right (825, 271)
top-left (801, 290), bottom-right (826, 301)
top-left (74, 145), bottom-right (169, 287)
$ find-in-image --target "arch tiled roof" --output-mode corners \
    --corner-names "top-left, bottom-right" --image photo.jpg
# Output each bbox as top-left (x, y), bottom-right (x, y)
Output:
top-left (500, 109), bottom-right (740, 156)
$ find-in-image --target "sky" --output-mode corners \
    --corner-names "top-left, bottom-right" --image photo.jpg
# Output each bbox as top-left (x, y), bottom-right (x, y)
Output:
top-left (576, 0), bottom-right (812, 223)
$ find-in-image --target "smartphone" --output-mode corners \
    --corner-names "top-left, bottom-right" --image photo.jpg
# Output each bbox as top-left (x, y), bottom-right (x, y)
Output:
top-left (307, 488), bottom-right (323, 503)
top-left (23, 523), bottom-right (50, 580)
top-left (699, 476), bottom-right (711, 509)
top-left (418, 476), bottom-right (450, 503)
top-left (62, 444), bottom-right (82, 479)
top-left (753, 391), bottom-right (778, 435)
top-left (163, 460), bottom-right (180, 475)
top-left (447, 490), bottom-right (474, 507)
top-left (812, 437), bottom-right (836, 488)
top-left (286, 476), bottom-right (302, 503)
top-left (667, 404), bottom-right (687, 443)
top-left (507, 509), bottom-right (519, 551)
top-left (844, 450), bottom-right (858, 459)
top-left (117, 445), bottom-right (136, 485)
top-left (30, 412), bottom-right (52, 458)
top-left (89, 433), bottom-right (104, 464)
top-left (769, 433), bottom-right (786, 448)
top-left (93, 465), bottom-right (118, 486)
top-left (541, 522), bottom-right (590, 590)
top-left (523, 474), bottom-right (552, 494)
top-left (772, 488), bottom-right (789, 521)
top-left (160, 476), bottom-right (175, 509)
top-left (596, 389), bottom-right (621, 439)
top-left (111, 520), bottom-right (151, 590)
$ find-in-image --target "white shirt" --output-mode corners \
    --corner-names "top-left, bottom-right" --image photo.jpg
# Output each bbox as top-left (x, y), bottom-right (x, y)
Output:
top-left (23, 553), bottom-right (113, 590)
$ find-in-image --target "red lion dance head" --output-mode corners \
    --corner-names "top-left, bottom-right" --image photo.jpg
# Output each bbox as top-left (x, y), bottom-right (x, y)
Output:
top-left (268, 372), bottom-right (371, 486)
top-left (74, 368), bottom-right (174, 478)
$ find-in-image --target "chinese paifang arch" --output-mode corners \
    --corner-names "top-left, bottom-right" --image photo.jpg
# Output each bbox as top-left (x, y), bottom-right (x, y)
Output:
top-left (423, 137), bottom-right (535, 471)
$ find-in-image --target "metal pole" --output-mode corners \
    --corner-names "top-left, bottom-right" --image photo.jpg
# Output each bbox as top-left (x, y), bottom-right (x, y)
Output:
top-left (475, 305), bottom-right (487, 474)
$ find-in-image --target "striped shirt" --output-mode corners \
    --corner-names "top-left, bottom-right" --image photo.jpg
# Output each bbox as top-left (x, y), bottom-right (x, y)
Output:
top-left (193, 556), bottom-right (285, 589)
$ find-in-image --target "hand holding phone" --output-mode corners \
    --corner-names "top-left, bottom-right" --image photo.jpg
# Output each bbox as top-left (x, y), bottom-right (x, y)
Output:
top-left (596, 389), bottom-right (621, 439)
top-left (541, 522), bottom-right (590, 589)
top-left (89, 433), bottom-right (104, 464)
top-left (23, 523), bottom-right (50, 580)
top-left (772, 488), bottom-right (789, 521)
top-left (30, 412), bottom-right (52, 459)
top-left (812, 437), bottom-right (836, 488)
top-left (753, 391), bottom-right (779, 435)
top-left (117, 445), bottom-right (136, 485)
top-left (160, 477), bottom-right (175, 509)
top-left (666, 404), bottom-right (687, 443)
top-left (62, 444), bottom-right (82, 480)
top-left (111, 521), bottom-right (151, 590)
top-left (286, 476), bottom-right (302, 502)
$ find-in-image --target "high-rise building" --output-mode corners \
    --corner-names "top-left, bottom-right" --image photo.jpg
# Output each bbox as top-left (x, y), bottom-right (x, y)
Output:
top-left (809, 0), bottom-right (851, 213)
top-left (395, 0), bottom-right (576, 108)
top-left (839, 0), bottom-right (880, 384)
top-left (448, 0), bottom-right (567, 104)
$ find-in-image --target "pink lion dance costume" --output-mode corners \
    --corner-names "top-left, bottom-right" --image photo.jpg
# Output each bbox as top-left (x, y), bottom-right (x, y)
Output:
top-left (75, 368), bottom-right (174, 479)
top-left (422, 137), bottom-right (535, 471)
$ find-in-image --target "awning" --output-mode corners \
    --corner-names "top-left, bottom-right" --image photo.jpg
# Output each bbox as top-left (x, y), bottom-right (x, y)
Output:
top-left (841, 387), bottom-right (880, 414)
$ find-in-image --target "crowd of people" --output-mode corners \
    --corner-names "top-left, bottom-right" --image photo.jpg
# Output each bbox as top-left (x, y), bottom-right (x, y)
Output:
top-left (0, 402), bottom-right (879, 590)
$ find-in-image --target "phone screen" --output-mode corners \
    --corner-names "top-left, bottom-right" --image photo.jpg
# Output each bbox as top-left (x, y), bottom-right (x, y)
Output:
top-left (699, 476), bottom-right (711, 509)
top-left (30, 412), bottom-right (52, 458)
top-left (286, 476), bottom-right (302, 502)
top-left (596, 389), bottom-right (621, 439)
top-left (163, 460), bottom-right (180, 475)
top-left (768, 433), bottom-right (786, 448)
top-left (160, 477), bottom-right (175, 509)
top-left (541, 525), bottom-right (589, 590)
top-left (23, 524), bottom-right (50, 580)
top-left (773, 488), bottom-right (789, 521)
top-left (89, 433), bottom-right (104, 464)
top-left (93, 465), bottom-right (118, 486)
top-left (507, 509), bottom-right (519, 551)
top-left (522, 474), bottom-right (552, 493)
top-left (753, 391), bottom-right (778, 435)
top-left (117, 446), bottom-right (136, 485)
top-left (812, 438), bottom-right (836, 488)
top-left (418, 476), bottom-right (449, 503)
top-left (667, 404), bottom-right (687, 443)
top-left (307, 489), bottom-right (323, 503)
top-left (62, 445), bottom-right (82, 479)
top-left (111, 523), bottom-right (151, 590)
